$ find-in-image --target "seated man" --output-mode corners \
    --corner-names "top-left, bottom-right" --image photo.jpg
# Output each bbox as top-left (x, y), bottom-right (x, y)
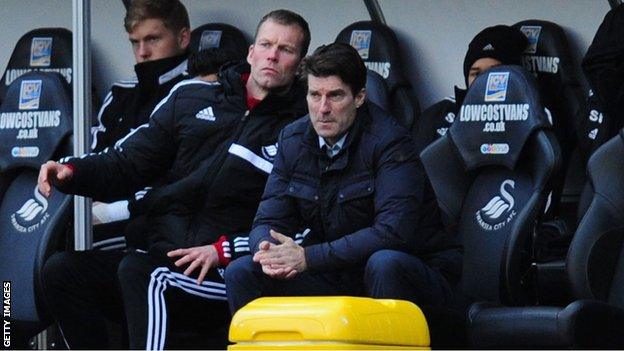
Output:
top-left (39, 9), bottom-right (310, 349)
top-left (414, 25), bottom-right (527, 152)
top-left (225, 43), bottom-right (460, 313)
top-left (91, 0), bottom-right (191, 229)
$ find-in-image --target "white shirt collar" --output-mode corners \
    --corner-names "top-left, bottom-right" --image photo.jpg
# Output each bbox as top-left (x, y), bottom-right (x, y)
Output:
top-left (318, 133), bottom-right (348, 158)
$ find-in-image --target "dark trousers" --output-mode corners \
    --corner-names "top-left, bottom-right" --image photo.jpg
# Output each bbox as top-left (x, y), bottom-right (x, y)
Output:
top-left (364, 249), bottom-right (454, 306)
top-left (42, 250), bottom-right (230, 350)
top-left (224, 255), bottom-right (363, 313)
top-left (225, 249), bottom-right (454, 314)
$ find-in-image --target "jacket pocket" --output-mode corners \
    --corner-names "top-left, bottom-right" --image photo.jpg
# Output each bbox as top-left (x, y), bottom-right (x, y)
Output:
top-left (286, 179), bottom-right (319, 203)
top-left (338, 178), bottom-right (375, 203)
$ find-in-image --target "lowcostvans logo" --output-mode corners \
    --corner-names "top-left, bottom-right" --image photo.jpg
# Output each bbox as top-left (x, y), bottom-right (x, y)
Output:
top-left (475, 179), bottom-right (517, 231)
top-left (484, 72), bottom-right (509, 102)
top-left (30, 37), bottom-right (52, 67)
top-left (520, 25), bottom-right (541, 54)
top-left (19, 80), bottom-right (42, 110)
top-left (350, 30), bottom-right (372, 59)
top-left (10, 185), bottom-right (49, 233)
top-left (199, 30), bottom-right (222, 51)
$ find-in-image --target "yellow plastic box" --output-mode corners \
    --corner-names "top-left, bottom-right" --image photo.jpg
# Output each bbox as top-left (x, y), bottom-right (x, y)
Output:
top-left (228, 296), bottom-right (430, 350)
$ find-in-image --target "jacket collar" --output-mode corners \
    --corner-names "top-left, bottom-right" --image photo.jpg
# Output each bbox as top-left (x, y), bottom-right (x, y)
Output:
top-left (302, 101), bottom-right (371, 170)
top-left (134, 53), bottom-right (189, 92)
top-left (219, 61), bottom-right (307, 118)
top-left (454, 85), bottom-right (467, 108)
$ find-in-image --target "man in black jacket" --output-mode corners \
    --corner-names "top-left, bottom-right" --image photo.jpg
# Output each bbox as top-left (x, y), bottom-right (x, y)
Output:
top-left (89, 0), bottom-right (191, 239)
top-left (38, 10), bottom-right (310, 349)
top-left (225, 43), bottom-right (460, 313)
top-left (414, 25), bottom-right (527, 153)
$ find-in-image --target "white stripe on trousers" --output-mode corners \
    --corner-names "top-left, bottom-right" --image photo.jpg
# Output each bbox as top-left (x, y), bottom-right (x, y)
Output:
top-left (146, 267), bottom-right (227, 350)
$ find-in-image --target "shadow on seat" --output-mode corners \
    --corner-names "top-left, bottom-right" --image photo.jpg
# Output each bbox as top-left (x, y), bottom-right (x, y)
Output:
top-left (0, 71), bottom-right (74, 347)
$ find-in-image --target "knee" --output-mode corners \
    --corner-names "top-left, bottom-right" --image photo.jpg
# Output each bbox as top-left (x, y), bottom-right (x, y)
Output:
top-left (365, 250), bottom-right (405, 279)
top-left (43, 252), bottom-right (76, 288)
top-left (116, 252), bottom-right (148, 284)
top-left (224, 256), bottom-right (255, 287)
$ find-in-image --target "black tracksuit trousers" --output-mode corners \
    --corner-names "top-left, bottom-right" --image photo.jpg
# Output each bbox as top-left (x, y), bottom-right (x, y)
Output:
top-left (42, 250), bottom-right (230, 350)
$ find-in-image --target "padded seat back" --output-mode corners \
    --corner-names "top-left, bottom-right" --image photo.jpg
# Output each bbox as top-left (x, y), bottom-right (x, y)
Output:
top-left (336, 21), bottom-right (420, 129)
top-left (190, 22), bottom-right (248, 58)
top-left (567, 130), bottom-right (624, 308)
top-left (421, 65), bottom-right (560, 305)
top-left (0, 28), bottom-right (73, 106)
top-left (0, 71), bottom-right (73, 338)
top-left (365, 69), bottom-right (389, 111)
top-left (513, 20), bottom-right (586, 215)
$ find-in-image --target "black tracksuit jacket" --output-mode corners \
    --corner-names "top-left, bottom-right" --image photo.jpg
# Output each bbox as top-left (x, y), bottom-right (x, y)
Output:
top-left (59, 61), bottom-right (307, 260)
top-left (91, 53), bottom-right (189, 152)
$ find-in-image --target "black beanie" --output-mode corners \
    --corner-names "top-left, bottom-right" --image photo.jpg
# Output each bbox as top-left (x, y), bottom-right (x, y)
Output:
top-left (463, 25), bottom-right (528, 84)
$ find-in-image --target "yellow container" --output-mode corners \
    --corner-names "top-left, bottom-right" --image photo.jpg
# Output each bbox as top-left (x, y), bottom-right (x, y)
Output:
top-left (228, 296), bottom-right (430, 350)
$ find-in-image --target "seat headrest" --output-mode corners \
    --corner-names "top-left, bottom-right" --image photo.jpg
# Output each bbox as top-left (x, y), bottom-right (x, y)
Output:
top-left (513, 20), bottom-right (577, 91)
top-left (335, 21), bottom-right (408, 91)
top-left (0, 72), bottom-right (72, 170)
top-left (0, 28), bottom-right (72, 104)
top-left (450, 65), bottom-right (550, 170)
top-left (190, 23), bottom-right (249, 58)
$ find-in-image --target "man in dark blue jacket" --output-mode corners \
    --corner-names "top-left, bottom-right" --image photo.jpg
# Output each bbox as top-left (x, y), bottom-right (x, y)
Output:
top-left (225, 43), bottom-right (461, 313)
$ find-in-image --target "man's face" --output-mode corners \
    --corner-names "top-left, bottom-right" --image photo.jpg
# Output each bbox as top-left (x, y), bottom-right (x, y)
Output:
top-left (468, 57), bottom-right (503, 86)
top-left (307, 75), bottom-right (365, 146)
top-left (129, 18), bottom-right (189, 63)
top-left (247, 20), bottom-right (304, 96)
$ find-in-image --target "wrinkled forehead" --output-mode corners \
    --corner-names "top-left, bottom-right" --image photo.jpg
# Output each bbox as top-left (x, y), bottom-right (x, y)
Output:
top-left (255, 19), bottom-right (304, 46)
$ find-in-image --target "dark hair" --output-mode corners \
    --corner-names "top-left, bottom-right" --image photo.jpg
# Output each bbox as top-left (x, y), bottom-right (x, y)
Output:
top-left (254, 9), bottom-right (311, 57)
top-left (124, 0), bottom-right (190, 34)
top-left (300, 42), bottom-right (367, 96)
top-left (188, 48), bottom-right (241, 77)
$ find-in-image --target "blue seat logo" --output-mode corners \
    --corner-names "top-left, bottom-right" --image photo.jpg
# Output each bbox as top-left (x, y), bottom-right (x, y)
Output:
top-left (30, 37), bottom-right (53, 67)
top-left (199, 30), bottom-right (222, 51)
top-left (350, 30), bottom-right (372, 59)
top-left (484, 72), bottom-right (510, 102)
top-left (520, 26), bottom-right (542, 54)
top-left (19, 80), bottom-right (42, 110)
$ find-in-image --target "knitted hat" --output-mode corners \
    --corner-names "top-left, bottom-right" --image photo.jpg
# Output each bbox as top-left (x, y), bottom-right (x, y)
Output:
top-left (463, 25), bottom-right (528, 84)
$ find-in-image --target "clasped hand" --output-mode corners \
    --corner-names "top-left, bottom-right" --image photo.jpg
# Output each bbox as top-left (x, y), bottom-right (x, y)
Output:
top-left (253, 229), bottom-right (307, 279)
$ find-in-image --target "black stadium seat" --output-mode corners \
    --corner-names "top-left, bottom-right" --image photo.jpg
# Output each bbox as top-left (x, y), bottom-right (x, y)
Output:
top-left (336, 21), bottom-right (420, 129)
top-left (0, 72), bottom-right (73, 346)
top-left (421, 65), bottom-right (561, 306)
top-left (190, 22), bottom-right (249, 57)
top-left (0, 28), bottom-right (73, 106)
top-left (513, 20), bottom-right (585, 219)
top-left (468, 129), bottom-right (624, 349)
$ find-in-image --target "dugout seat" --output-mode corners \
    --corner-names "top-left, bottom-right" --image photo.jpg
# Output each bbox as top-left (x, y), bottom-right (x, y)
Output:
top-left (420, 65), bottom-right (561, 307)
top-left (0, 28), bottom-right (73, 107)
top-left (468, 129), bottom-right (624, 349)
top-left (512, 19), bottom-right (587, 304)
top-left (190, 22), bottom-right (249, 58)
top-left (0, 72), bottom-right (73, 346)
top-left (335, 21), bottom-right (420, 129)
top-left (513, 20), bottom-right (585, 217)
